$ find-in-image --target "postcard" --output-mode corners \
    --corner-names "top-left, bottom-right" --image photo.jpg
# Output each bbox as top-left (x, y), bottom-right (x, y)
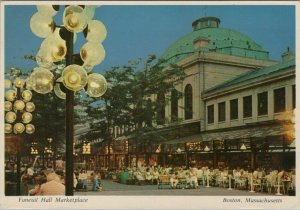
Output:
top-left (0, 1), bottom-right (299, 209)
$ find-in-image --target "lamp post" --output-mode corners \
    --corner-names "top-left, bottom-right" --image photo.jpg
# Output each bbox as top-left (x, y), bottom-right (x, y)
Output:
top-left (30, 142), bottom-right (39, 156)
top-left (30, 142), bottom-right (40, 168)
top-left (5, 73), bottom-right (35, 195)
top-left (29, 5), bottom-right (107, 195)
top-left (44, 137), bottom-right (54, 168)
top-left (82, 141), bottom-right (91, 170)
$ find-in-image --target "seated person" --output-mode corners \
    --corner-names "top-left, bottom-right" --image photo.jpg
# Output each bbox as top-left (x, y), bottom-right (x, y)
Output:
top-left (188, 168), bottom-right (198, 188)
top-left (170, 171), bottom-right (179, 189)
top-left (196, 168), bottom-right (203, 185)
top-left (134, 170), bottom-right (145, 185)
top-left (78, 169), bottom-right (88, 191)
top-left (152, 168), bottom-right (160, 184)
top-left (145, 168), bottom-right (153, 184)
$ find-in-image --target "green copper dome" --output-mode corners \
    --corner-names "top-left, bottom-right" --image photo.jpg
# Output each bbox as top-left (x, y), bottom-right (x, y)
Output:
top-left (161, 17), bottom-right (269, 64)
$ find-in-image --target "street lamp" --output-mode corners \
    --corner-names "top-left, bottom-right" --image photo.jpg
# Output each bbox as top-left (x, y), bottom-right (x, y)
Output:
top-left (5, 72), bottom-right (35, 195)
top-left (82, 141), bottom-right (91, 170)
top-left (30, 142), bottom-right (39, 155)
top-left (44, 137), bottom-right (54, 168)
top-left (29, 5), bottom-right (107, 195)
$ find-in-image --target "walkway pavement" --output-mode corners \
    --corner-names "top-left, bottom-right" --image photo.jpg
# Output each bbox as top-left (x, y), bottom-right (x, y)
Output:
top-left (74, 180), bottom-right (274, 196)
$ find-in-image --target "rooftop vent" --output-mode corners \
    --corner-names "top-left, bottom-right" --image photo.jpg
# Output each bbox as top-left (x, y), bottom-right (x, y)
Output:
top-left (281, 47), bottom-right (295, 62)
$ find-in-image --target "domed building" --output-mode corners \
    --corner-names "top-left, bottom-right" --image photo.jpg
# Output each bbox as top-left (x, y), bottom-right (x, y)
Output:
top-left (102, 16), bottom-right (295, 171)
top-left (161, 16), bottom-right (269, 64)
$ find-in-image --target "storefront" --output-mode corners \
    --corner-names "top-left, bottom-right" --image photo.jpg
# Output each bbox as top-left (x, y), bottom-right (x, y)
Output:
top-left (97, 140), bottom-right (128, 169)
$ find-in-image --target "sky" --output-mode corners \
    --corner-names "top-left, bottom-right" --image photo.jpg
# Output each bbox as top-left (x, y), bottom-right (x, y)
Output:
top-left (4, 4), bottom-right (296, 74)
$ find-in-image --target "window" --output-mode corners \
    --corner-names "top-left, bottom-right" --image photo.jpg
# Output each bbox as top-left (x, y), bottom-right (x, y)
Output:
top-left (243, 95), bottom-right (252, 118)
top-left (218, 102), bottom-right (226, 122)
top-left (292, 85), bottom-right (296, 109)
top-left (184, 84), bottom-right (193, 120)
top-left (207, 105), bottom-right (214, 124)
top-left (274, 87), bottom-right (286, 113)
top-left (156, 92), bottom-right (165, 125)
top-left (230, 99), bottom-right (238, 120)
top-left (257, 92), bottom-right (268, 116)
top-left (171, 89), bottom-right (179, 121)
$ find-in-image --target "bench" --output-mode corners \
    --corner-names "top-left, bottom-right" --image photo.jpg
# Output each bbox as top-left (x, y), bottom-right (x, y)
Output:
top-left (157, 175), bottom-right (170, 189)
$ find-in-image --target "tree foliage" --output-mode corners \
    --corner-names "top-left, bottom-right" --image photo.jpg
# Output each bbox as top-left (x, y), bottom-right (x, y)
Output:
top-left (79, 55), bottom-right (185, 146)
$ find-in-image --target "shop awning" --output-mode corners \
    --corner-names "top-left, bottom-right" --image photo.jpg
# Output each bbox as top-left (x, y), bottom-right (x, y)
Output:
top-left (163, 121), bottom-right (294, 144)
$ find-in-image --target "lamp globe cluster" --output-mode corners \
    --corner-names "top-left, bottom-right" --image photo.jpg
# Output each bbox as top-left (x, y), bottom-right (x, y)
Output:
top-left (29, 5), bottom-right (107, 98)
top-left (82, 141), bottom-right (91, 155)
top-left (4, 77), bottom-right (35, 135)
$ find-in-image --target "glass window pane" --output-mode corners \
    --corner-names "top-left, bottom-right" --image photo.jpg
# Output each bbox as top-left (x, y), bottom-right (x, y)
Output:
top-left (243, 95), bottom-right (252, 118)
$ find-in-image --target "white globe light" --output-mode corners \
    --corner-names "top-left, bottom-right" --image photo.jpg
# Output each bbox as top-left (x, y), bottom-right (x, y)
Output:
top-left (22, 90), bottom-right (33, 102)
top-left (5, 123), bottom-right (13, 134)
top-left (37, 28), bottom-right (67, 64)
top-left (25, 77), bottom-right (33, 90)
top-left (26, 102), bottom-right (36, 112)
top-left (30, 67), bottom-right (54, 94)
top-left (36, 5), bottom-right (58, 17)
top-left (5, 101), bottom-right (13, 111)
top-left (62, 64), bottom-right (88, 91)
top-left (22, 112), bottom-right (33, 123)
top-left (5, 112), bottom-right (17, 123)
top-left (63, 5), bottom-right (88, 33)
top-left (14, 123), bottom-right (25, 134)
top-left (26, 124), bottom-right (35, 134)
top-left (39, 28), bottom-right (67, 63)
top-left (36, 48), bottom-right (56, 70)
top-left (80, 42), bottom-right (105, 66)
top-left (5, 89), bottom-right (17, 101)
top-left (30, 12), bottom-right (54, 38)
top-left (14, 77), bottom-right (25, 88)
top-left (54, 81), bottom-right (66, 100)
top-left (86, 20), bottom-right (107, 43)
top-left (14, 100), bottom-right (25, 111)
top-left (86, 73), bottom-right (107, 97)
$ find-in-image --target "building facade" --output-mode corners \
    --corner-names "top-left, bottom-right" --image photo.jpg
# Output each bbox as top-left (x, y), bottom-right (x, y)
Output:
top-left (95, 16), bottom-right (296, 170)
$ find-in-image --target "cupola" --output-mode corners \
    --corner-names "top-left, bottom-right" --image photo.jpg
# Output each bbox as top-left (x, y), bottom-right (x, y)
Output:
top-left (192, 16), bottom-right (220, 31)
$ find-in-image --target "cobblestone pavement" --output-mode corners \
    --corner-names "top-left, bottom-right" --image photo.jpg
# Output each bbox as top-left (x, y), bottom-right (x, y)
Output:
top-left (74, 180), bottom-right (276, 196)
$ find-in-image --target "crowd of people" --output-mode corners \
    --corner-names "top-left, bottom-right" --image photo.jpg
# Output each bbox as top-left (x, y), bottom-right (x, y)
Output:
top-left (74, 168), bottom-right (102, 192)
top-left (114, 164), bottom-right (296, 193)
top-left (5, 160), bottom-right (103, 195)
top-left (5, 159), bottom-right (296, 195)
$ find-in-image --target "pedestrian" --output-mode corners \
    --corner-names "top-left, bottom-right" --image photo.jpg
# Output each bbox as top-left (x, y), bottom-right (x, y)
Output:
top-left (28, 176), bottom-right (44, 196)
top-left (39, 172), bottom-right (65, 195)
top-left (92, 171), bottom-right (102, 191)
top-left (73, 172), bottom-right (78, 191)
top-left (78, 169), bottom-right (88, 191)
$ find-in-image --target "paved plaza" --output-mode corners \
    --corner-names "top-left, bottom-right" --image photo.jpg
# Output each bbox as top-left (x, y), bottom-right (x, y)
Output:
top-left (74, 180), bottom-right (275, 196)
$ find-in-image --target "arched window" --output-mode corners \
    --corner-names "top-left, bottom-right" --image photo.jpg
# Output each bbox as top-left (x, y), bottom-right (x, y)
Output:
top-left (184, 84), bottom-right (193, 120)
top-left (156, 92), bottom-right (165, 125)
top-left (171, 89), bottom-right (178, 121)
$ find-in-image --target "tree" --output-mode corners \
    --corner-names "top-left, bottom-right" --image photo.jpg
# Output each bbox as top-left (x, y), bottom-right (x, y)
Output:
top-left (79, 55), bottom-right (185, 168)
